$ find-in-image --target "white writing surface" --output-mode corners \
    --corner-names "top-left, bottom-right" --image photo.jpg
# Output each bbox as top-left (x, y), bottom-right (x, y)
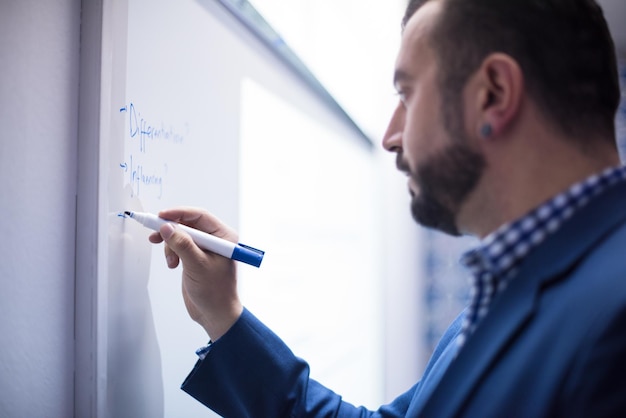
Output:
top-left (90, 0), bottom-right (380, 416)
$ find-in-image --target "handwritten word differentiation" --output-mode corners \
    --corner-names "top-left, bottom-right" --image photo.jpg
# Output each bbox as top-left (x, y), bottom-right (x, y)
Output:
top-left (120, 102), bottom-right (186, 153)
top-left (118, 102), bottom-right (186, 199)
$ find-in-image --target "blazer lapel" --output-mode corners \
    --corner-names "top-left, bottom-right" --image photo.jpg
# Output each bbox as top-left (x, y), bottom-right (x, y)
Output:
top-left (415, 180), bottom-right (626, 418)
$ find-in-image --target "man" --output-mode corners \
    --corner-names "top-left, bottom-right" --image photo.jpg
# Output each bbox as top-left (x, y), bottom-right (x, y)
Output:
top-left (150, 0), bottom-right (626, 416)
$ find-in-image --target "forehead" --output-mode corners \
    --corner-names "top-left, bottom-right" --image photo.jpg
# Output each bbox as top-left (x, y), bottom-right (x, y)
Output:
top-left (395, 1), bottom-right (442, 83)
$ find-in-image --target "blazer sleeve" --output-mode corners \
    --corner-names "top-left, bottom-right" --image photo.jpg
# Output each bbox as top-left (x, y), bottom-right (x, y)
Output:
top-left (181, 308), bottom-right (415, 418)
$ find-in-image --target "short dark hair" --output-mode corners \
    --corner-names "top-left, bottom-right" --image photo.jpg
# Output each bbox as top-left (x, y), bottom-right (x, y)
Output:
top-left (403, 0), bottom-right (620, 144)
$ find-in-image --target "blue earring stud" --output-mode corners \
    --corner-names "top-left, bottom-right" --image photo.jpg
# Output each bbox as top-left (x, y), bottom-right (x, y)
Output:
top-left (480, 123), bottom-right (493, 138)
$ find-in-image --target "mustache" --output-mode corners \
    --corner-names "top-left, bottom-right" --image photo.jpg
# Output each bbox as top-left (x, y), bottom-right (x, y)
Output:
top-left (396, 153), bottom-right (411, 174)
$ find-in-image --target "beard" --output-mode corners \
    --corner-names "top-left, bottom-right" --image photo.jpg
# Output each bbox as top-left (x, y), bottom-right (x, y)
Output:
top-left (401, 140), bottom-right (485, 236)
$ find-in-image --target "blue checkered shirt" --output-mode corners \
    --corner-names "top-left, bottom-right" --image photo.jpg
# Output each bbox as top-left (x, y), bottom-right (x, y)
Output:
top-left (457, 165), bottom-right (626, 349)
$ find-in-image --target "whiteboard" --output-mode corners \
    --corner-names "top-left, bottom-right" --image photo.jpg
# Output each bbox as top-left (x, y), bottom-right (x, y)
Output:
top-left (76, 0), bottom-right (382, 417)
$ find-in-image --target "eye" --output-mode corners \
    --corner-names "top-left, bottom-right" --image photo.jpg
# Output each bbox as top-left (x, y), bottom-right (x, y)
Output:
top-left (395, 89), bottom-right (408, 105)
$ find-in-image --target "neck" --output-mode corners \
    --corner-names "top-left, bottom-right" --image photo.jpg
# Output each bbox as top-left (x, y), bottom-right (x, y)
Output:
top-left (458, 134), bottom-right (620, 239)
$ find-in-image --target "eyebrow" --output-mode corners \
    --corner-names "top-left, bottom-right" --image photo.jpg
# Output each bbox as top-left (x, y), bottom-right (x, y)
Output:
top-left (393, 69), bottom-right (412, 87)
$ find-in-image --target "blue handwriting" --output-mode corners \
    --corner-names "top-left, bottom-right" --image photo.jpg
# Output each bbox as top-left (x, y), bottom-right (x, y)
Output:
top-left (120, 102), bottom-right (185, 153)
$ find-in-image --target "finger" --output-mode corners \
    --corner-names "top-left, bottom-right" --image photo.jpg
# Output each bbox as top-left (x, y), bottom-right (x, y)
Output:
top-left (148, 229), bottom-right (178, 268)
top-left (159, 222), bottom-right (208, 266)
top-left (148, 231), bottom-right (164, 244)
top-left (157, 207), bottom-right (238, 242)
top-left (163, 242), bottom-right (180, 269)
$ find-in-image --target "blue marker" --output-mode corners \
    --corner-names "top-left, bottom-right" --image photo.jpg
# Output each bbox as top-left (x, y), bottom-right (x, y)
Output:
top-left (124, 211), bottom-right (264, 268)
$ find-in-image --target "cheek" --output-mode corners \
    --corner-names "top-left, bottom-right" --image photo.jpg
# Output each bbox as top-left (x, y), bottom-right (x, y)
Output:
top-left (402, 127), bottom-right (421, 170)
top-left (403, 105), bottom-right (442, 169)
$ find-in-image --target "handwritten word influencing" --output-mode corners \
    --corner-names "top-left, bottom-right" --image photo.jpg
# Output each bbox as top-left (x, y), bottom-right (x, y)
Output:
top-left (120, 154), bottom-right (166, 199)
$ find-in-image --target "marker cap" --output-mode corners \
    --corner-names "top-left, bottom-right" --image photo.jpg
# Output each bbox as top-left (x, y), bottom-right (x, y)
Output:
top-left (232, 243), bottom-right (265, 267)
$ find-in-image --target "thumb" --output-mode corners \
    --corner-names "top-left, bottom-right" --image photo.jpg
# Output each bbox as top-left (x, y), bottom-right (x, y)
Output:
top-left (159, 222), bottom-right (176, 240)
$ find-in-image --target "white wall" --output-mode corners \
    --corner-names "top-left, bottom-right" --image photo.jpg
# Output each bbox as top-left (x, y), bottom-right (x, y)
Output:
top-left (0, 1), bottom-right (80, 417)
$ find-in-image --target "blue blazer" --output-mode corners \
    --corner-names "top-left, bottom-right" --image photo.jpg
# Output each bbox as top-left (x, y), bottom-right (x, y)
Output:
top-left (182, 181), bottom-right (626, 417)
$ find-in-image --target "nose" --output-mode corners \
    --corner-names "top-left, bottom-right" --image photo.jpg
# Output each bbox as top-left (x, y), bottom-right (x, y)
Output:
top-left (382, 102), bottom-right (404, 153)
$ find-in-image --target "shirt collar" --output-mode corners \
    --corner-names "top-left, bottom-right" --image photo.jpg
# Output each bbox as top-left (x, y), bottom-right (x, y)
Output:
top-left (457, 164), bottom-right (626, 347)
top-left (462, 164), bottom-right (626, 283)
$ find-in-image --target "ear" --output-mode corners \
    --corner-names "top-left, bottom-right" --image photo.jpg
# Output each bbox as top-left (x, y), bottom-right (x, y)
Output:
top-left (472, 53), bottom-right (523, 139)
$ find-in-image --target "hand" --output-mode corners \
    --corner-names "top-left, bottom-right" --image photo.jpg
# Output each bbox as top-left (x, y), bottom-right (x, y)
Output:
top-left (148, 207), bottom-right (243, 341)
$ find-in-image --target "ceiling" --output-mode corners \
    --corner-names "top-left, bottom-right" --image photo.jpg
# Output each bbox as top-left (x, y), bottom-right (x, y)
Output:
top-left (598, 0), bottom-right (626, 55)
